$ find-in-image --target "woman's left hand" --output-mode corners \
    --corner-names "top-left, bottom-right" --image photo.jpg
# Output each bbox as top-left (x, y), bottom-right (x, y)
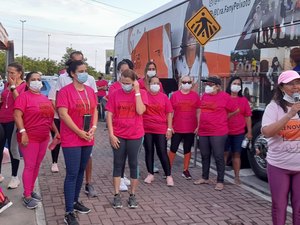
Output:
top-left (88, 126), bottom-right (96, 138)
top-left (166, 129), bottom-right (172, 140)
top-left (246, 132), bottom-right (252, 140)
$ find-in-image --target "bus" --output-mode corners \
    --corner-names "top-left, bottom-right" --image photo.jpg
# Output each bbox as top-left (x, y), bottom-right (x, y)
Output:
top-left (114, 0), bottom-right (300, 180)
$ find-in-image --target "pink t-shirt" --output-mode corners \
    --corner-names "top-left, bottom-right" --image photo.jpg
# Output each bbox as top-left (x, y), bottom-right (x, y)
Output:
top-left (143, 91), bottom-right (173, 134)
top-left (138, 78), bottom-right (164, 92)
top-left (56, 84), bottom-right (97, 147)
top-left (107, 81), bottom-right (122, 98)
top-left (262, 100), bottom-right (300, 170)
top-left (96, 80), bottom-right (108, 97)
top-left (14, 91), bottom-right (54, 143)
top-left (198, 91), bottom-right (237, 136)
top-left (106, 89), bottom-right (148, 139)
top-left (170, 90), bottom-right (201, 133)
top-left (228, 96), bottom-right (252, 135)
top-left (0, 82), bottom-right (26, 123)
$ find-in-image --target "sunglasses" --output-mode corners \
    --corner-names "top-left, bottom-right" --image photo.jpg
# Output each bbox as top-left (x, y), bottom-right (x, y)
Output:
top-left (182, 81), bottom-right (192, 84)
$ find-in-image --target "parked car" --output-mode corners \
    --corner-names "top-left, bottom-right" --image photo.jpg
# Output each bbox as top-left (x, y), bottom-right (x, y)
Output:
top-left (41, 75), bottom-right (58, 96)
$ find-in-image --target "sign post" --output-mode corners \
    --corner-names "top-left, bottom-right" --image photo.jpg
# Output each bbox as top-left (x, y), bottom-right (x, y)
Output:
top-left (185, 6), bottom-right (221, 167)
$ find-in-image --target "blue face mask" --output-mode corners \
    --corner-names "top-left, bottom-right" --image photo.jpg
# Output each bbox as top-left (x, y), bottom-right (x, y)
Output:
top-left (122, 83), bottom-right (133, 92)
top-left (77, 72), bottom-right (88, 83)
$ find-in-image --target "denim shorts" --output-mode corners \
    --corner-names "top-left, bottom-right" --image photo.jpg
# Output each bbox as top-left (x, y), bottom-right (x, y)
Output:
top-left (225, 133), bottom-right (245, 153)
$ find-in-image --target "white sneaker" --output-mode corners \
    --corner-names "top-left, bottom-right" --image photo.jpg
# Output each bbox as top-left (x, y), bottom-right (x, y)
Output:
top-left (8, 176), bottom-right (20, 189)
top-left (0, 174), bottom-right (4, 183)
top-left (153, 165), bottom-right (159, 173)
top-left (51, 163), bottom-right (59, 173)
top-left (144, 174), bottom-right (154, 184)
top-left (123, 176), bottom-right (131, 186)
top-left (119, 178), bottom-right (128, 192)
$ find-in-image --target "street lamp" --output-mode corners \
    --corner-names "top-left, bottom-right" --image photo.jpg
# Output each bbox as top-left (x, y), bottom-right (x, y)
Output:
top-left (47, 34), bottom-right (51, 60)
top-left (95, 50), bottom-right (97, 69)
top-left (20, 20), bottom-right (26, 66)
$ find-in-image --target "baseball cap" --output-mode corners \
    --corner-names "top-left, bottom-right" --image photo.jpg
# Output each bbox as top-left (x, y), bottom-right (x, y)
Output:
top-left (278, 70), bottom-right (300, 84)
top-left (201, 76), bottom-right (221, 85)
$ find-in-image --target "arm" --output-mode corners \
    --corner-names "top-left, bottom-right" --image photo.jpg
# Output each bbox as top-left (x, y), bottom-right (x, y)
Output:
top-left (245, 116), bottom-right (252, 140)
top-left (194, 108), bottom-right (201, 134)
top-left (88, 106), bottom-right (98, 138)
top-left (107, 111), bottom-right (120, 149)
top-left (133, 80), bottom-right (146, 115)
top-left (166, 112), bottom-right (173, 139)
top-left (58, 107), bottom-right (91, 141)
top-left (14, 109), bottom-right (28, 146)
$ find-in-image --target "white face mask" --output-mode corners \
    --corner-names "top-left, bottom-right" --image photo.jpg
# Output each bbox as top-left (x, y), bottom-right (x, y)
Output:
top-left (181, 83), bottom-right (192, 90)
top-left (231, 84), bottom-right (241, 93)
top-left (150, 84), bottom-right (160, 92)
top-left (29, 80), bottom-right (43, 92)
top-left (147, 70), bottom-right (156, 77)
top-left (283, 92), bottom-right (296, 103)
top-left (205, 85), bottom-right (215, 94)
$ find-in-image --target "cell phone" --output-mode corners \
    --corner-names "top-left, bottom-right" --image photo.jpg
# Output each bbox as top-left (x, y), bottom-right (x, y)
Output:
top-left (83, 114), bottom-right (92, 132)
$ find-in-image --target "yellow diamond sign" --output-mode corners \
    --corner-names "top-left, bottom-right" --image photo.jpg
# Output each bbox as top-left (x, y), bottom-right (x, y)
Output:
top-left (185, 6), bottom-right (221, 46)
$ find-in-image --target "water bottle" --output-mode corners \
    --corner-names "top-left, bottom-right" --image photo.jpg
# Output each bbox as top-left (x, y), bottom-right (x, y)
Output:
top-left (241, 137), bottom-right (249, 148)
top-left (48, 137), bottom-right (61, 151)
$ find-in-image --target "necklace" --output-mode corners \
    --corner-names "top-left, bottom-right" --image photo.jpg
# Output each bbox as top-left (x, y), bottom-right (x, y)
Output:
top-left (76, 87), bottom-right (90, 113)
top-left (5, 91), bottom-right (9, 109)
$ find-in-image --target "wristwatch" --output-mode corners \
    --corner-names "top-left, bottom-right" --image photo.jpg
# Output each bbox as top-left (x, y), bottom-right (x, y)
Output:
top-left (10, 85), bottom-right (16, 92)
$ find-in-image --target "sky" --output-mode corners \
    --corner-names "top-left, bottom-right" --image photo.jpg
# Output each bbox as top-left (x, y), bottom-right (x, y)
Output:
top-left (0, 0), bottom-right (172, 72)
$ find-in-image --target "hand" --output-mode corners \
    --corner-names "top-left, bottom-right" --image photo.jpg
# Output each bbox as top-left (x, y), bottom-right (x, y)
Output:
top-left (21, 132), bottom-right (29, 147)
top-left (133, 80), bottom-right (140, 92)
top-left (246, 132), bottom-right (252, 140)
top-left (288, 102), bottom-right (300, 118)
top-left (77, 130), bottom-right (92, 141)
top-left (88, 126), bottom-right (96, 137)
top-left (166, 129), bottom-right (173, 140)
top-left (194, 127), bottom-right (199, 134)
top-left (54, 132), bottom-right (61, 140)
top-left (7, 76), bottom-right (16, 86)
top-left (110, 134), bottom-right (120, 149)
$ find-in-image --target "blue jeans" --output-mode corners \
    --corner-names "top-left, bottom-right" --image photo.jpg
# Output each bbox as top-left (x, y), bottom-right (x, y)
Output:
top-left (63, 146), bottom-right (92, 212)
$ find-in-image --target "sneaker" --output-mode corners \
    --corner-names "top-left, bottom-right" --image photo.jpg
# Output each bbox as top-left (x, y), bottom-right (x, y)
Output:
top-left (0, 174), bottom-right (4, 183)
top-left (120, 179), bottom-right (128, 192)
top-left (144, 174), bottom-right (154, 184)
top-left (85, 184), bottom-right (98, 197)
top-left (166, 176), bottom-right (174, 187)
top-left (0, 197), bottom-right (13, 214)
top-left (31, 192), bottom-right (42, 202)
top-left (153, 165), bottom-right (159, 173)
top-left (51, 163), bottom-right (59, 173)
top-left (123, 176), bottom-right (131, 186)
top-left (128, 194), bottom-right (138, 209)
top-left (73, 201), bottom-right (91, 214)
top-left (64, 211), bottom-right (79, 225)
top-left (8, 176), bottom-right (20, 189)
top-left (182, 170), bottom-right (192, 180)
top-left (112, 193), bottom-right (122, 209)
top-left (23, 197), bottom-right (38, 209)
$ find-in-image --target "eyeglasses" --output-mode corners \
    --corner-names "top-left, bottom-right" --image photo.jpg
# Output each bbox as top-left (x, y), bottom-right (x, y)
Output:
top-left (182, 81), bottom-right (192, 84)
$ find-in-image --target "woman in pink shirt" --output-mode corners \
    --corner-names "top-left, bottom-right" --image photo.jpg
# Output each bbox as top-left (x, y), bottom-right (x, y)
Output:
top-left (56, 60), bottom-right (98, 224)
top-left (0, 62), bottom-right (26, 189)
top-left (138, 61), bottom-right (163, 92)
top-left (169, 75), bottom-right (201, 180)
top-left (194, 76), bottom-right (238, 191)
top-left (14, 72), bottom-right (59, 209)
top-left (143, 76), bottom-right (174, 186)
top-left (106, 69), bottom-right (148, 209)
top-left (225, 76), bottom-right (252, 185)
top-left (262, 70), bottom-right (300, 225)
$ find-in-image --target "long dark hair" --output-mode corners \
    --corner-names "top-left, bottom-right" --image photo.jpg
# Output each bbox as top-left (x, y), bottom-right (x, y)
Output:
top-left (67, 60), bottom-right (85, 78)
top-left (25, 71), bottom-right (40, 91)
top-left (226, 76), bottom-right (243, 97)
top-left (273, 84), bottom-right (288, 112)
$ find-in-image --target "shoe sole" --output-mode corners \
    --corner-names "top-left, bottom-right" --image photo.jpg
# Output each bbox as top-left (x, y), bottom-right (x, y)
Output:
top-left (181, 174), bottom-right (192, 180)
top-left (0, 201), bottom-right (13, 214)
top-left (23, 202), bottom-right (38, 210)
top-left (74, 208), bottom-right (91, 214)
top-left (128, 204), bottom-right (138, 209)
top-left (112, 205), bottom-right (123, 209)
top-left (84, 191), bottom-right (98, 197)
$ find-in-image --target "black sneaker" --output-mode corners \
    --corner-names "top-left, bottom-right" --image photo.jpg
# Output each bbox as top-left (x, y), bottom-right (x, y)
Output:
top-left (73, 201), bottom-right (91, 214)
top-left (64, 212), bottom-right (79, 225)
top-left (112, 193), bottom-right (122, 209)
top-left (128, 194), bottom-right (138, 209)
top-left (0, 197), bottom-right (13, 214)
top-left (23, 197), bottom-right (38, 209)
top-left (182, 170), bottom-right (192, 180)
top-left (31, 192), bottom-right (42, 202)
top-left (85, 184), bottom-right (98, 198)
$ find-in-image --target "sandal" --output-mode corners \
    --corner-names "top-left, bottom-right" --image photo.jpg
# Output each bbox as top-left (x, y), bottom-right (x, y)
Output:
top-left (193, 178), bottom-right (209, 185)
top-left (214, 183), bottom-right (224, 191)
top-left (234, 177), bottom-right (241, 185)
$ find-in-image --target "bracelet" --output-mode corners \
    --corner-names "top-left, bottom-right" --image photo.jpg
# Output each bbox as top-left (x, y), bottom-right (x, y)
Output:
top-left (19, 129), bottom-right (26, 133)
top-left (167, 128), bottom-right (172, 131)
top-left (135, 93), bottom-right (141, 96)
top-left (92, 125), bottom-right (97, 129)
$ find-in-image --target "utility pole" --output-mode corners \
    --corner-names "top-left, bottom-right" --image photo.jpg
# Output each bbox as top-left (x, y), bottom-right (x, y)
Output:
top-left (95, 50), bottom-right (97, 69)
top-left (20, 20), bottom-right (26, 66)
top-left (48, 34), bottom-right (51, 60)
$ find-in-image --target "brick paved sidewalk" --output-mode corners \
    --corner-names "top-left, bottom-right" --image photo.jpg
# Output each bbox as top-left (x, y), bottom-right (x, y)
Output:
top-left (38, 122), bottom-right (292, 225)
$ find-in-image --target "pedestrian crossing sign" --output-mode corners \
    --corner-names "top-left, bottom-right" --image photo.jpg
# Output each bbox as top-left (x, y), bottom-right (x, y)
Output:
top-left (185, 6), bottom-right (221, 46)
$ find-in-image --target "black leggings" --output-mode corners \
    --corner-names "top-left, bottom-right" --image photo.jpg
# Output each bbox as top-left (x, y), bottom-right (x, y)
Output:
top-left (50, 118), bottom-right (61, 163)
top-left (113, 137), bottom-right (143, 179)
top-left (144, 133), bottom-right (171, 176)
top-left (170, 133), bottom-right (195, 154)
top-left (0, 121), bottom-right (20, 176)
top-left (198, 135), bottom-right (227, 183)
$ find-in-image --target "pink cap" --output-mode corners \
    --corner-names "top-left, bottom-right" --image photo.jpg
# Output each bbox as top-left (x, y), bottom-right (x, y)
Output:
top-left (278, 70), bottom-right (300, 84)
